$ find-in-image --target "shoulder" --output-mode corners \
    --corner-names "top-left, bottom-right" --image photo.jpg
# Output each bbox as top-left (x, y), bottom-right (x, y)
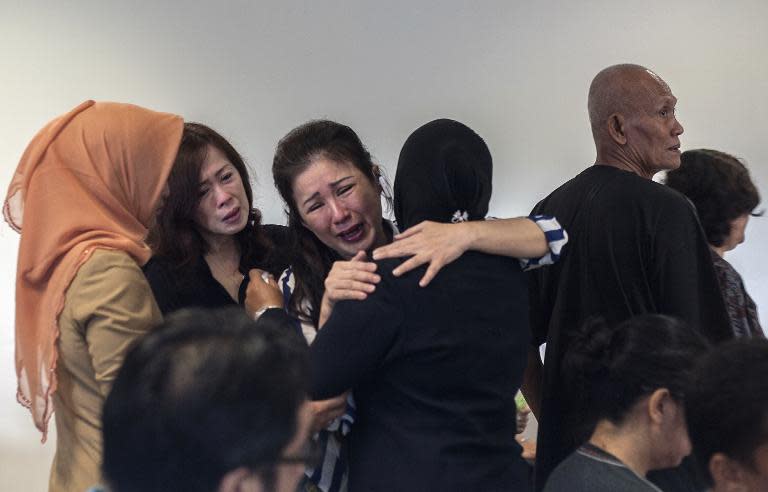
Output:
top-left (67, 249), bottom-right (157, 321)
top-left (78, 249), bottom-right (144, 283)
top-left (543, 451), bottom-right (595, 492)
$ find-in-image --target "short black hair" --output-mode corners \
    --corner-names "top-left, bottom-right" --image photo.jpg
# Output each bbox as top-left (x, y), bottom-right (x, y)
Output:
top-left (685, 338), bottom-right (768, 486)
top-left (665, 149), bottom-right (761, 247)
top-left (562, 315), bottom-right (709, 440)
top-left (102, 307), bottom-right (308, 492)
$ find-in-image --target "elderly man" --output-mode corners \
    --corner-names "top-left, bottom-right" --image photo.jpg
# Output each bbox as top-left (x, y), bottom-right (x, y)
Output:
top-left (525, 64), bottom-right (732, 491)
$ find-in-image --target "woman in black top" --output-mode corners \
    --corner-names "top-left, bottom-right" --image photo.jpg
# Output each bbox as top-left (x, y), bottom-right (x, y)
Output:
top-left (307, 119), bottom-right (534, 491)
top-left (144, 123), bottom-right (289, 315)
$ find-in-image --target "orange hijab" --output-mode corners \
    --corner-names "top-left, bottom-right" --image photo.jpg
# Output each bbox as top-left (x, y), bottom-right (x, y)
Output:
top-left (4, 100), bottom-right (183, 438)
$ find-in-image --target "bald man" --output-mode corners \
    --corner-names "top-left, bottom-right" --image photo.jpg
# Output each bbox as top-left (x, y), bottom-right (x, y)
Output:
top-left (525, 64), bottom-right (732, 491)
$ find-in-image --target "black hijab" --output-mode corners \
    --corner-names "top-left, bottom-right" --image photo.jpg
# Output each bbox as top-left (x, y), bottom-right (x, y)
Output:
top-left (394, 119), bottom-right (493, 230)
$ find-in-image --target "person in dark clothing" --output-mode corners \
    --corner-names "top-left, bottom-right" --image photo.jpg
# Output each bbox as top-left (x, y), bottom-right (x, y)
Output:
top-left (544, 315), bottom-right (709, 492)
top-left (308, 119), bottom-right (534, 491)
top-left (665, 149), bottom-right (763, 338)
top-left (144, 123), bottom-right (290, 315)
top-left (525, 64), bottom-right (733, 492)
top-left (685, 339), bottom-right (768, 492)
top-left (101, 307), bottom-right (312, 492)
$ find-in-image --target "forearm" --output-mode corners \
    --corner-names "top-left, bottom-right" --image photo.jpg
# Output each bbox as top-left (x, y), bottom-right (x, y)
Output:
top-left (521, 345), bottom-right (544, 419)
top-left (464, 217), bottom-right (548, 259)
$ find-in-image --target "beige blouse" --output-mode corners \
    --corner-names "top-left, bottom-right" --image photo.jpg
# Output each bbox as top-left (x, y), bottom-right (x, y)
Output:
top-left (49, 249), bottom-right (162, 492)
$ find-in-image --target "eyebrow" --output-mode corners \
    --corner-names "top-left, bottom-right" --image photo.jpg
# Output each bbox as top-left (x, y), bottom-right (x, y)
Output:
top-left (302, 176), bottom-right (355, 206)
top-left (659, 95), bottom-right (678, 106)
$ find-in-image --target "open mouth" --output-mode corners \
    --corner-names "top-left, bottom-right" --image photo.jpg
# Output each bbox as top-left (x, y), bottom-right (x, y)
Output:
top-left (222, 207), bottom-right (241, 224)
top-left (338, 223), bottom-right (364, 242)
top-left (668, 144), bottom-right (681, 152)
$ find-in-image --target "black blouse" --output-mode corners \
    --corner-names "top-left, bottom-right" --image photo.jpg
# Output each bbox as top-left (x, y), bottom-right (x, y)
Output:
top-left (143, 224), bottom-right (290, 315)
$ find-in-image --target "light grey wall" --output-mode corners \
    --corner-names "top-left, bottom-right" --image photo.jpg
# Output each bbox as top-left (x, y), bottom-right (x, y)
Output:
top-left (2, 1), bottom-right (766, 489)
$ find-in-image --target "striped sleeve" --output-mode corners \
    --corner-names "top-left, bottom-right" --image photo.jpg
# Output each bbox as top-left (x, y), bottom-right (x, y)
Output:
top-left (519, 215), bottom-right (568, 271)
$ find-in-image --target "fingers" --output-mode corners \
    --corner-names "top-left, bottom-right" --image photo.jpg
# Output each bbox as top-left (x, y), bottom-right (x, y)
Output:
top-left (248, 268), bottom-right (277, 286)
top-left (310, 395), bottom-right (349, 431)
top-left (391, 255), bottom-right (427, 277)
top-left (418, 261), bottom-right (444, 288)
top-left (392, 222), bottom-right (423, 240)
top-left (373, 240), bottom-right (413, 260)
top-left (350, 250), bottom-right (368, 262)
top-left (326, 270), bottom-right (380, 293)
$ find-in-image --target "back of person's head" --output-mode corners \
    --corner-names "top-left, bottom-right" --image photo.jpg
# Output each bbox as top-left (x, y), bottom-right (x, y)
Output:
top-left (562, 315), bottom-right (708, 436)
top-left (394, 118), bottom-right (492, 230)
top-left (102, 307), bottom-right (309, 492)
top-left (665, 149), bottom-right (762, 247)
top-left (685, 338), bottom-right (768, 491)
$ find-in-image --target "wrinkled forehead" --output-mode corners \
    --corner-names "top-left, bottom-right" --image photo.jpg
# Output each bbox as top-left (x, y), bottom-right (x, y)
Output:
top-left (631, 70), bottom-right (676, 109)
top-left (644, 69), bottom-right (671, 93)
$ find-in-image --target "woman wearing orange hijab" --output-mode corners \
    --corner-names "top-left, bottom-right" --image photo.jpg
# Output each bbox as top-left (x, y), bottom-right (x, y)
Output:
top-left (4, 100), bottom-right (183, 491)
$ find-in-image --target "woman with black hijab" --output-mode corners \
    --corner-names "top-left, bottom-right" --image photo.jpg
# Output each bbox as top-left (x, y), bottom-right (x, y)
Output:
top-left (308, 119), bottom-right (534, 491)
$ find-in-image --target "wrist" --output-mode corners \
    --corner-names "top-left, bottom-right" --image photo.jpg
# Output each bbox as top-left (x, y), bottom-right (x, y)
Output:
top-left (462, 221), bottom-right (480, 252)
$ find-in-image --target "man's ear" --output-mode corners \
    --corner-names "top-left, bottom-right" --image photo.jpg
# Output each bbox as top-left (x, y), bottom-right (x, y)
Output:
top-left (709, 452), bottom-right (747, 491)
top-left (607, 113), bottom-right (628, 145)
top-left (217, 467), bottom-right (265, 492)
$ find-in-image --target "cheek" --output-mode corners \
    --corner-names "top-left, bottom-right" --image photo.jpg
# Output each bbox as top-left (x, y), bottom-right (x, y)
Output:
top-left (357, 188), bottom-right (383, 223)
top-left (299, 211), bottom-right (330, 239)
top-left (195, 201), bottom-right (213, 227)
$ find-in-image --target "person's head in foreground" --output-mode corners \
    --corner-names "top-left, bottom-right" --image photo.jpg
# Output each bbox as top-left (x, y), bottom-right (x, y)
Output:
top-left (101, 307), bottom-right (312, 492)
top-left (665, 149), bottom-right (762, 258)
top-left (551, 315), bottom-right (708, 485)
top-left (588, 63), bottom-right (684, 178)
top-left (686, 338), bottom-right (768, 492)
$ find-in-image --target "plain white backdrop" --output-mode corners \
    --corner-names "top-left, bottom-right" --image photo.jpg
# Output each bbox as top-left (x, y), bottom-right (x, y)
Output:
top-left (1, 1), bottom-right (767, 490)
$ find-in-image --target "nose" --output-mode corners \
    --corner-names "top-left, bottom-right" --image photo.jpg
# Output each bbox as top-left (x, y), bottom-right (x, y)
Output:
top-left (328, 198), bottom-right (350, 225)
top-left (213, 185), bottom-right (232, 208)
top-left (672, 116), bottom-right (684, 136)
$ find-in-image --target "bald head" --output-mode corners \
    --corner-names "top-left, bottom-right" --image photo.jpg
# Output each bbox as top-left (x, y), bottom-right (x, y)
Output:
top-left (588, 64), bottom-right (671, 142)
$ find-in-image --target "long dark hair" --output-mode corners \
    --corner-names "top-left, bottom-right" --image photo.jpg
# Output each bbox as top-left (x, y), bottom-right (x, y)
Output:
top-left (148, 123), bottom-right (271, 270)
top-left (562, 315), bottom-right (709, 441)
top-left (272, 120), bottom-right (389, 326)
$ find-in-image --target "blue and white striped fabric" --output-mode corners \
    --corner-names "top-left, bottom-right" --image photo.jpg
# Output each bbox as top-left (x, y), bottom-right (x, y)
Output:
top-left (519, 215), bottom-right (568, 270)
top-left (279, 267), bottom-right (352, 492)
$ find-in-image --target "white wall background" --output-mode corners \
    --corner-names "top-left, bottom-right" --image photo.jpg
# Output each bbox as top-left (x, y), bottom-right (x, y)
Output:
top-left (1, 1), bottom-right (766, 490)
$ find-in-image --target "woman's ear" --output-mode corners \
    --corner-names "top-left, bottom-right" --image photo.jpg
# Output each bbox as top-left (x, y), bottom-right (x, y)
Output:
top-left (647, 388), bottom-right (673, 425)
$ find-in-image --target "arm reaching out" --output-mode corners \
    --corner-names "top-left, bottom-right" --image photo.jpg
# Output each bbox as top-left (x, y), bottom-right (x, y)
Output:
top-left (373, 217), bottom-right (557, 286)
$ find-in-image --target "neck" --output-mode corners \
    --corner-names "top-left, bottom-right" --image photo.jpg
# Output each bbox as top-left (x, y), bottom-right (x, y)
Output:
top-left (204, 235), bottom-right (240, 265)
top-left (595, 147), bottom-right (655, 180)
top-left (589, 419), bottom-right (653, 477)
